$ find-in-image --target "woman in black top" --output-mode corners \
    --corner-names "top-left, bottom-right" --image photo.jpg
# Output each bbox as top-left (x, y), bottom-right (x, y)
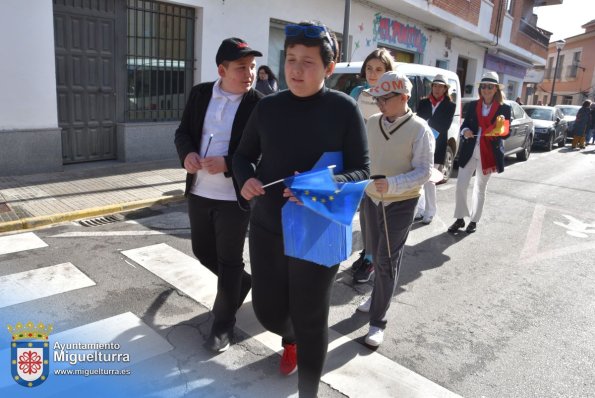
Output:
top-left (233, 21), bottom-right (369, 398)
top-left (255, 65), bottom-right (279, 95)
top-left (416, 74), bottom-right (455, 224)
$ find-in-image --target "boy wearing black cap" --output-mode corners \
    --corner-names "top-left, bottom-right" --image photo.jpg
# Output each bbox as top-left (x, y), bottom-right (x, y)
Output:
top-left (174, 37), bottom-right (263, 353)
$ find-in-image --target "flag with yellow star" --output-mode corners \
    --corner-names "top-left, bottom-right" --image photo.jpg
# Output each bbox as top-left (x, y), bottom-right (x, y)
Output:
top-left (282, 153), bottom-right (368, 266)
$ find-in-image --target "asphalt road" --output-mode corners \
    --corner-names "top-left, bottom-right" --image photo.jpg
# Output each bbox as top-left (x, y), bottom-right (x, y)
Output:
top-left (1, 145), bottom-right (594, 397)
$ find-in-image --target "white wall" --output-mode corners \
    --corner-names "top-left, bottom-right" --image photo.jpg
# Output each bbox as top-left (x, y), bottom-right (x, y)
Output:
top-left (175, 0), bottom-right (350, 83)
top-left (0, 0), bottom-right (58, 130)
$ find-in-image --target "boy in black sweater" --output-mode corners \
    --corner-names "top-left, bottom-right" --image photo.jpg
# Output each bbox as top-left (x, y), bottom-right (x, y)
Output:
top-left (233, 21), bottom-right (369, 398)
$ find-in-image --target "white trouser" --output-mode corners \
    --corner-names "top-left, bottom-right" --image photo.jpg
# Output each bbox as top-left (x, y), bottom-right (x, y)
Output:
top-left (454, 146), bottom-right (491, 223)
top-left (416, 180), bottom-right (437, 218)
top-left (416, 164), bottom-right (439, 218)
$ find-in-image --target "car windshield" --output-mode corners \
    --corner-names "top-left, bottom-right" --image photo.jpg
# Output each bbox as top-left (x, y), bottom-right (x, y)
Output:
top-left (558, 107), bottom-right (579, 116)
top-left (525, 108), bottom-right (553, 121)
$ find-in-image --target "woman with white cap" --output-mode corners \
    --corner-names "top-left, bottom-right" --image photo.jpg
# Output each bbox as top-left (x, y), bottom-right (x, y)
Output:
top-left (415, 74), bottom-right (456, 225)
top-left (448, 71), bottom-right (511, 234)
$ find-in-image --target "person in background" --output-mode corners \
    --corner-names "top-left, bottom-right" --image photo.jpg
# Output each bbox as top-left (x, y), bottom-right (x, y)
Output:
top-left (585, 102), bottom-right (595, 145)
top-left (448, 71), bottom-right (511, 234)
top-left (349, 48), bottom-right (395, 284)
top-left (174, 37), bottom-right (263, 353)
top-left (356, 71), bottom-right (433, 347)
top-left (415, 74), bottom-right (456, 225)
top-left (233, 21), bottom-right (369, 398)
top-left (571, 100), bottom-right (591, 149)
top-left (349, 48), bottom-right (394, 121)
top-left (255, 65), bottom-right (279, 95)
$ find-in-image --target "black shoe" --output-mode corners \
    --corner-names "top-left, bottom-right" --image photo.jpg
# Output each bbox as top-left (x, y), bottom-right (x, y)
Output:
top-left (204, 330), bottom-right (233, 353)
top-left (448, 219), bottom-right (465, 233)
top-left (353, 259), bottom-right (374, 283)
top-left (350, 251), bottom-right (366, 273)
top-left (465, 222), bottom-right (477, 233)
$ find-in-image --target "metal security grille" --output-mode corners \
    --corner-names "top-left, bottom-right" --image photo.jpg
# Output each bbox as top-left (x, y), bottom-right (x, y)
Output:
top-left (126, 0), bottom-right (195, 121)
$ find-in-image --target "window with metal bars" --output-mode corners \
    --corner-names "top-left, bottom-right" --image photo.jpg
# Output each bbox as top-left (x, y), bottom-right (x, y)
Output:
top-left (126, 0), bottom-right (195, 121)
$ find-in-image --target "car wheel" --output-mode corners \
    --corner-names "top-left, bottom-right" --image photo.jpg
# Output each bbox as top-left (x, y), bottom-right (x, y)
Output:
top-left (546, 133), bottom-right (554, 151)
top-left (516, 135), bottom-right (532, 161)
top-left (558, 130), bottom-right (566, 148)
top-left (440, 146), bottom-right (454, 183)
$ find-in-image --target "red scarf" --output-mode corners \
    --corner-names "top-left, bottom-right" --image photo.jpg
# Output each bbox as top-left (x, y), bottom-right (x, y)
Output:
top-left (429, 94), bottom-right (444, 107)
top-left (476, 100), bottom-right (500, 175)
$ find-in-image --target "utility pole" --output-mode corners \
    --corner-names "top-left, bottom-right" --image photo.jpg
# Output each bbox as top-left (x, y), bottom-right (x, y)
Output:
top-left (341, 0), bottom-right (351, 62)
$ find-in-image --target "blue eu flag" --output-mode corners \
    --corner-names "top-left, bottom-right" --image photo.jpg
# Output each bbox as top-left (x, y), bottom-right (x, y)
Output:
top-left (282, 153), bottom-right (367, 267)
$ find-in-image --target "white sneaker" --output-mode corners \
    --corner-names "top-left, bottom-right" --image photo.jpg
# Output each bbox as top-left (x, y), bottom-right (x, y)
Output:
top-left (356, 296), bottom-right (371, 313)
top-left (365, 326), bottom-right (384, 347)
top-left (422, 216), bottom-right (433, 225)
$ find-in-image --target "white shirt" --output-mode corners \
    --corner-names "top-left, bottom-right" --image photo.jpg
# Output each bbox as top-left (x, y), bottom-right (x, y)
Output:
top-left (190, 79), bottom-right (242, 200)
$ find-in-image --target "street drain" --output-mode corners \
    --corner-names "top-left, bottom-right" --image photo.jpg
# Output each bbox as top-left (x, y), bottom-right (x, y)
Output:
top-left (0, 202), bottom-right (11, 213)
top-left (79, 214), bottom-right (124, 227)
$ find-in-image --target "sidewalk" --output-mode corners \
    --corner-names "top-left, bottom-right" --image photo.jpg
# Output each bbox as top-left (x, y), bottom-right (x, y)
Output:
top-left (0, 159), bottom-right (186, 234)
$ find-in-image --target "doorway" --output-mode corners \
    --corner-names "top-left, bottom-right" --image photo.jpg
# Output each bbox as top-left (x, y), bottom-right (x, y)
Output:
top-left (54, 0), bottom-right (117, 163)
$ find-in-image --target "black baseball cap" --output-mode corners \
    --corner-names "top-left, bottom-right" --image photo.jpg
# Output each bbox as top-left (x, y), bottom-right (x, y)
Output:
top-left (216, 37), bottom-right (263, 65)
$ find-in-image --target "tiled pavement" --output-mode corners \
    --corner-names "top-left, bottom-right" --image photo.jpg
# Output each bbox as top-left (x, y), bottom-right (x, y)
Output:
top-left (0, 159), bottom-right (186, 233)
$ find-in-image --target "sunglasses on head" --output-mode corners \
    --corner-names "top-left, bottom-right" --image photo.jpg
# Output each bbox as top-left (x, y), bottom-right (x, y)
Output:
top-left (285, 24), bottom-right (337, 57)
top-left (480, 84), bottom-right (496, 90)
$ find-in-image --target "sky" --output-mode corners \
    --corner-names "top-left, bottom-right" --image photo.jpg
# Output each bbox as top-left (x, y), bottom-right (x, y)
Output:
top-left (533, 0), bottom-right (592, 41)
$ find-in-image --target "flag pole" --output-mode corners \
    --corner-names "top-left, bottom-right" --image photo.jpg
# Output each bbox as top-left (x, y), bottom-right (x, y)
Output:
top-left (262, 165), bottom-right (336, 189)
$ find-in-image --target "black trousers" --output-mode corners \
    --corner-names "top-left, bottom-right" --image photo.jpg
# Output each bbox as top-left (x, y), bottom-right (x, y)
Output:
top-left (249, 222), bottom-right (339, 398)
top-left (187, 194), bottom-right (251, 335)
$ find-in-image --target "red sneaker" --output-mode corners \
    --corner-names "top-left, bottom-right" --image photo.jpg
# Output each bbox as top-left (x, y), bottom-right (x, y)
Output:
top-left (280, 343), bottom-right (297, 375)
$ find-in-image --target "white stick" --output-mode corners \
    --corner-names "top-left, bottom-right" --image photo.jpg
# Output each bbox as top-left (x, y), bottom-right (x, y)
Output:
top-left (261, 177), bottom-right (285, 189)
top-left (261, 165), bottom-right (336, 189)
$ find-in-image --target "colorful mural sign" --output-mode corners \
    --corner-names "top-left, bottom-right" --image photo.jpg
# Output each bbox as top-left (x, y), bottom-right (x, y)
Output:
top-left (372, 13), bottom-right (427, 54)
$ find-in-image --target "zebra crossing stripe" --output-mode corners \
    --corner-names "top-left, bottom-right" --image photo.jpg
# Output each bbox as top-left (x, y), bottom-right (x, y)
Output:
top-left (0, 312), bottom-right (173, 392)
top-left (50, 230), bottom-right (189, 238)
top-left (121, 243), bottom-right (218, 307)
top-left (51, 312), bottom-right (173, 363)
top-left (124, 243), bottom-right (461, 398)
top-left (0, 232), bottom-right (48, 256)
top-left (0, 262), bottom-right (95, 309)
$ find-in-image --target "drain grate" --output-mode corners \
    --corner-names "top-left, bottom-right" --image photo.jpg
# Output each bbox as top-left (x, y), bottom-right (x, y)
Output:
top-left (79, 214), bottom-right (124, 227)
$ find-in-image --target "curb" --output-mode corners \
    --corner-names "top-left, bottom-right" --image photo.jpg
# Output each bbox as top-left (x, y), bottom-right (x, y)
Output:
top-left (0, 195), bottom-right (185, 234)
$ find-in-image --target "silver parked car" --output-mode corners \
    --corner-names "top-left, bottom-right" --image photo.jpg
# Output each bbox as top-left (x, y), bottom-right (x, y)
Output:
top-left (555, 105), bottom-right (580, 139)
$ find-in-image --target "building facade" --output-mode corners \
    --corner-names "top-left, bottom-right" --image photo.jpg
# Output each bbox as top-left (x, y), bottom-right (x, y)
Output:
top-left (0, 0), bottom-right (552, 176)
top-left (527, 19), bottom-right (595, 106)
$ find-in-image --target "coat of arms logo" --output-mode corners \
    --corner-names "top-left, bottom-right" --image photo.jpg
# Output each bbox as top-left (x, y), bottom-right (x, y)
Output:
top-left (7, 321), bottom-right (52, 387)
